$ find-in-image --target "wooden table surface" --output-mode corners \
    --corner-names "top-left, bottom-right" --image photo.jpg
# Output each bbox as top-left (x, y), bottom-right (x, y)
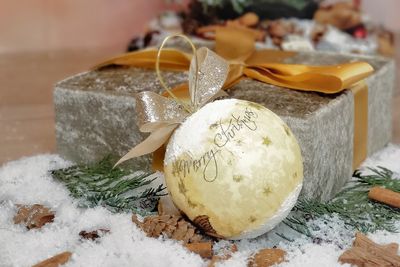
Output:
top-left (0, 49), bottom-right (399, 165)
top-left (0, 48), bottom-right (121, 164)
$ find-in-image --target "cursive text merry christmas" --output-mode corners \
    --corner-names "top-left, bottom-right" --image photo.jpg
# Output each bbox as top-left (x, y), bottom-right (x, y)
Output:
top-left (171, 107), bottom-right (258, 182)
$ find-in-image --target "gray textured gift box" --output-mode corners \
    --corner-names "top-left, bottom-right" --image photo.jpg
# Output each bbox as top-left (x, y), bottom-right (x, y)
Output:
top-left (54, 51), bottom-right (394, 201)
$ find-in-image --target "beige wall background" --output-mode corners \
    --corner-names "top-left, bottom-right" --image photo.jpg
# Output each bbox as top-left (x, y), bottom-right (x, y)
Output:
top-left (0, 0), bottom-right (184, 53)
top-left (362, 0), bottom-right (400, 32)
top-left (0, 0), bottom-right (398, 54)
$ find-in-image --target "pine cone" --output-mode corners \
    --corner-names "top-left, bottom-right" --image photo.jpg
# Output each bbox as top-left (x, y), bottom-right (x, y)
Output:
top-left (193, 215), bottom-right (224, 239)
top-left (132, 214), bottom-right (204, 244)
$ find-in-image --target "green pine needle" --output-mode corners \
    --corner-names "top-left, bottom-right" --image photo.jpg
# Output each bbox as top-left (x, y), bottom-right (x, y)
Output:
top-left (284, 166), bottom-right (400, 237)
top-left (51, 156), bottom-right (166, 215)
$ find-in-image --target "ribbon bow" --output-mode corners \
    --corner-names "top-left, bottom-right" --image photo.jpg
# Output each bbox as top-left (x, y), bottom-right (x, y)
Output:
top-left (97, 28), bottom-right (374, 169)
top-left (115, 35), bottom-right (229, 166)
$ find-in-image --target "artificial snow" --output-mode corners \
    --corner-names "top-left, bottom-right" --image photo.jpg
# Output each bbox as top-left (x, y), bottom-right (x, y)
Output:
top-left (1, 144), bottom-right (399, 267)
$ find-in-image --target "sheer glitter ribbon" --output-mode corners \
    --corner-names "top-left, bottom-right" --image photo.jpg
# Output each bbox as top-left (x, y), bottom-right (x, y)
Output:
top-left (97, 28), bottom-right (374, 169)
top-left (114, 37), bottom-right (229, 166)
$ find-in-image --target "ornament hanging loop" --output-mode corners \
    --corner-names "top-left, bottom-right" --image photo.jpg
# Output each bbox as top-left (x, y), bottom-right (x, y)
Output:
top-left (156, 34), bottom-right (199, 113)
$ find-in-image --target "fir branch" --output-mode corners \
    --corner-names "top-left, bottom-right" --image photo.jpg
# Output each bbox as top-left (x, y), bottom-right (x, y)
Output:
top-left (283, 216), bottom-right (312, 238)
top-left (199, 0), bottom-right (251, 13)
top-left (283, 166), bottom-right (400, 239)
top-left (51, 156), bottom-right (166, 215)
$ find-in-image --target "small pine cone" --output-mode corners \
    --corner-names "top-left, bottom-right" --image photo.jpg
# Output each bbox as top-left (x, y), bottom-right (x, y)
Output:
top-left (193, 215), bottom-right (224, 239)
top-left (132, 214), bottom-right (204, 244)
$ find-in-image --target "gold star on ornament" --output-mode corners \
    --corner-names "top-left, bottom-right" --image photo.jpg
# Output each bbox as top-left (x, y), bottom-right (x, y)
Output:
top-left (262, 136), bottom-right (271, 146)
top-left (247, 102), bottom-right (264, 111)
top-left (178, 181), bottom-right (188, 195)
top-left (263, 186), bottom-right (272, 196)
top-left (248, 216), bottom-right (257, 223)
top-left (187, 198), bottom-right (198, 208)
top-left (233, 175), bottom-right (244, 182)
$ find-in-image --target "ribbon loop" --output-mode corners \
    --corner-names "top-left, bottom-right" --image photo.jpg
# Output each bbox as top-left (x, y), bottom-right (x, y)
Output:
top-left (115, 36), bottom-right (229, 166)
top-left (189, 47), bottom-right (229, 108)
top-left (215, 27), bottom-right (256, 61)
top-left (135, 91), bottom-right (188, 129)
top-left (94, 49), bottom-right (191, 70)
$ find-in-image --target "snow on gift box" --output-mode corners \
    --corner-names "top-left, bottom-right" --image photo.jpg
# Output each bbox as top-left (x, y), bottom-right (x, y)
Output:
top-left (114, 35), bottom-right (303, 239)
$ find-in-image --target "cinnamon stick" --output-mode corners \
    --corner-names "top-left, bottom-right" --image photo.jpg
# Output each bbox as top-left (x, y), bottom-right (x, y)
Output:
top-left (368, 186), bottom-right (400, 208)
top-left (32, 251), bottom-right (72, 267)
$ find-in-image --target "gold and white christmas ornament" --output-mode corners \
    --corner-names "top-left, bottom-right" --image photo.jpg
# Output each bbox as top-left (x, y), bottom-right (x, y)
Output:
top-left (164, 99), bottom-right (303, 239)
top-left (116, 34), bottom-right (303, 239)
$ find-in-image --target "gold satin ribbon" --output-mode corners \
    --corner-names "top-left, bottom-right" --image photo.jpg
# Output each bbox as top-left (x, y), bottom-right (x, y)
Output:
top-left (94, 28), bottom-right (373, 95)
top-left (351, 81), bottom-right (368, 169)
top-left (95, 28), bottom-right (374, 169)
